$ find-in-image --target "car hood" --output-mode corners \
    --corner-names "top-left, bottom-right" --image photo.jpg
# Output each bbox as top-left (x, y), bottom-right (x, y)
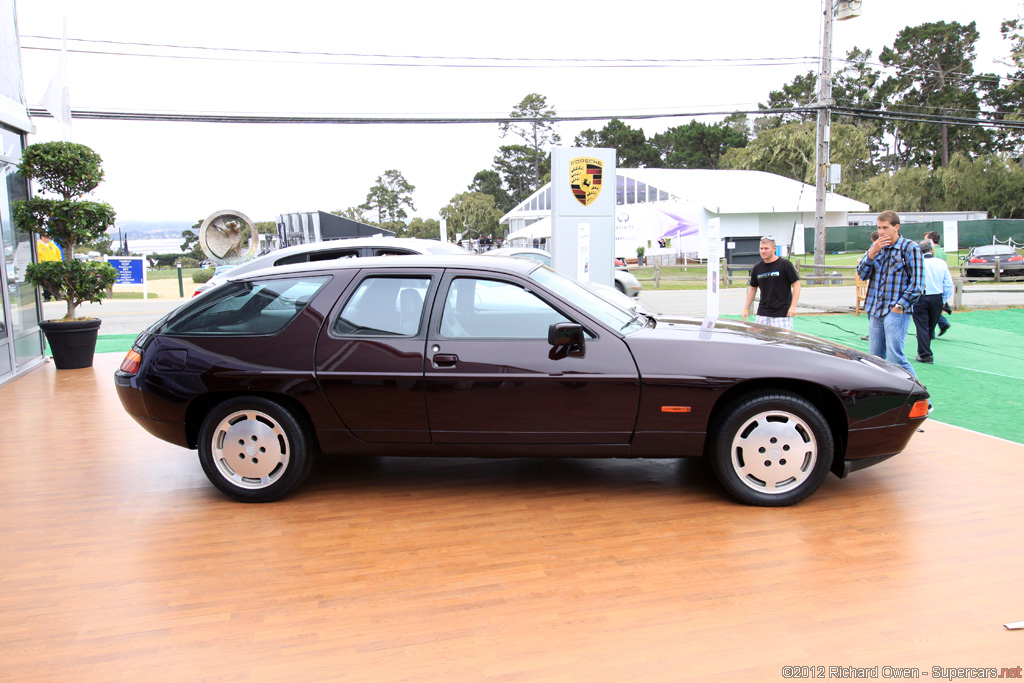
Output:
top-left (624, 315), bottom-right (922, 390)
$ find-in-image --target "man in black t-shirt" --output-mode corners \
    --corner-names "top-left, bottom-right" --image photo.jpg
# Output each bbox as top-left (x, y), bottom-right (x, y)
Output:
top-left (742, 236), bottom-right (801, 329)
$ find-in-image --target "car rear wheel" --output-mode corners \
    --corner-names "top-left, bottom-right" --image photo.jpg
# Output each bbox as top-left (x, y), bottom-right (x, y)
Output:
top-left (710, 391), bottom-right (833, 506)
top-left (197, 397), bottom-right (315, 503)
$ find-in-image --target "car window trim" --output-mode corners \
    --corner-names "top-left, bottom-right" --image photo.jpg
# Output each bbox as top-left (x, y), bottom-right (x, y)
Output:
top-left (325, 268), bottom-right (441, 341)
top-left (427, 269), bottom-right (604, 342)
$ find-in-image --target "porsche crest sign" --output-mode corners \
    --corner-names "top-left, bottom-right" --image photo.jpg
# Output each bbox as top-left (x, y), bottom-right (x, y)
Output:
top-left (569, 157), bottom-right (603, 207)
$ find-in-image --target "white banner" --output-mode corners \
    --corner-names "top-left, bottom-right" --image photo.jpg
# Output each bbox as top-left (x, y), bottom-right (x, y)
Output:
top-left (704, 217), bottom-right (721, 327)
top-left (577, 223), bottom-right (590, 281)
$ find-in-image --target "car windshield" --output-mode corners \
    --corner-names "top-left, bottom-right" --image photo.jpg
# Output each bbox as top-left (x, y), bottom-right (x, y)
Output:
top-left (529, 266), bottom-right (646, 334)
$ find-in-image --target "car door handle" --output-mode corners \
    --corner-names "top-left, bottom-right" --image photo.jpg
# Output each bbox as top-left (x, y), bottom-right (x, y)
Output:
top-left (432, 353), bottom-right (459, 368)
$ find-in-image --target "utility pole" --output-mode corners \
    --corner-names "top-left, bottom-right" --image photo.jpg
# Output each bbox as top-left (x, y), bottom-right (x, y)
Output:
top-left (812, 0), bottom-right (834, 282)
top-left (813, 0), bottom-right (862, 281)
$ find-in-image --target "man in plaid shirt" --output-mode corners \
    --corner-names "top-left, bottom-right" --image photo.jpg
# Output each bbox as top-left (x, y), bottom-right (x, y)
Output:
top-left (855, 210), bottom-right (924, 377)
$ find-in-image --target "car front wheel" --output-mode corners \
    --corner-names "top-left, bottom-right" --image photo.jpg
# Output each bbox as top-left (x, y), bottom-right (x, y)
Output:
top-left (710, 391), bottom-right (834, 506)
top-left (197, 397), bottom-right (315, 503)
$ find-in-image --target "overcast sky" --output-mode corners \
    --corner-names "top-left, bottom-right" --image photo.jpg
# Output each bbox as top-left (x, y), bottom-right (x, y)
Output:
top-left (14, 0), bottom-right (1020, 226)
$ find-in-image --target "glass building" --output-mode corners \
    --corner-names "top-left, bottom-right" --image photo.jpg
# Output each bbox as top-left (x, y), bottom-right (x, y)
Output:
top-left (0, 0), bottom-right (45, 386)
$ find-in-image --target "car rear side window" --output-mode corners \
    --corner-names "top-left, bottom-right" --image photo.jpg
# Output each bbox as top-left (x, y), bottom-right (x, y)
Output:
top-left (160, 277), bottom-right (329, 336)
top-left (333, 276), bottom-right (430, 336)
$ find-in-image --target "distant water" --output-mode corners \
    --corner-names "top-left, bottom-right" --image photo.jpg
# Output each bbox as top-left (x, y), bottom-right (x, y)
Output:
top-left (127, 238), bottom-right (187, 256)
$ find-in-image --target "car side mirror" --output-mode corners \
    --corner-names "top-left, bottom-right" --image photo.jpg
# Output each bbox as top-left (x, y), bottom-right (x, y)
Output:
top-left (548, 322), bottom-right (584, 348)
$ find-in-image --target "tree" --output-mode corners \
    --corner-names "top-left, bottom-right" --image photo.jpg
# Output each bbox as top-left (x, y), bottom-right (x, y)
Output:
top-left (439, 192), bottom-right (503, 241)
top-left (833, 47), bottom-right (887, 171)
top-left (939, 154), bottom-right (1024, 218)
top-left (14, 142), bottom-right (118, 321)
top-left (468, 170), bottom-right (513, 214)
top-left (982, 15), bottom-right (1024, 157)
top-left (180, 219), bottom-right (205, 260)
top-left (499, 93), bottom-right (561, 191)
top-left (720, 120), bottom-right (870, 188)
top-left (359, 170), bottom-right (416, 226)
top-left (844, 166), bottom-right (941, 213)
top-left (332, 206), bottom-right (372, 224)
top-left (651, 119), bottom-right (748, 169)
top-left (879, 21), bottom-right (990, 168)
top-left (492, 144), bottom-right (544, 208)
top-left (405, 217), bottom-right (442, 240)
top-left (573, 118), bottom-right (659, 167)
top-left (758, 71), bottom-right (819, 129)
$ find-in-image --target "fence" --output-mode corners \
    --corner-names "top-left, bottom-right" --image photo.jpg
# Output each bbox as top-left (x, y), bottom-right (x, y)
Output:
top-left (805, 219), bottom-right (1024, 252)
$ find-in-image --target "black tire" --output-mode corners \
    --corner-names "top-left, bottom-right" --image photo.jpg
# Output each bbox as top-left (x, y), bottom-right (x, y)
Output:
top-left (197, 396), bottom-right (315, 503)
top-left (615, 281), bottom-right (626, 294)
top-left (710, 391), bottom-right (834, 507)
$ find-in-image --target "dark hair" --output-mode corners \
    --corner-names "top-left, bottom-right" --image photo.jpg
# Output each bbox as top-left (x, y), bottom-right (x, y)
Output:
top-left (925, 230), bottom-right (940, 244)
top-left (870, 230), bottom-right (879, 242)
top-left (877, 210), bottom-right (901, 227)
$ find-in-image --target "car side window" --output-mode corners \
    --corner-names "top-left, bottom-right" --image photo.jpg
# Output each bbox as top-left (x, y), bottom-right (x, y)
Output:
top-left (439, 278), bottom-right (569, 339)
top-left (333, 276), bottom-right (430, 336)
top-left (309, 249), bottom-right (361, 262)
top-left (373, 248), bottom-right (416, 256)
top-left (161, 277), bottom-right (329, 336)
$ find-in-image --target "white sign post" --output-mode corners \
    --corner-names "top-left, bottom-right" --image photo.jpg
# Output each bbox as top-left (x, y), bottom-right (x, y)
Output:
top-left (702, 218), bottom-right (722, 334)
top-left (550, 147), bottom-right (616, 286)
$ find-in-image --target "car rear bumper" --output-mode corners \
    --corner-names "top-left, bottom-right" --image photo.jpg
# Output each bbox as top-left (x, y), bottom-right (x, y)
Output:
top-left (115, 372), bottom-right (191, 449)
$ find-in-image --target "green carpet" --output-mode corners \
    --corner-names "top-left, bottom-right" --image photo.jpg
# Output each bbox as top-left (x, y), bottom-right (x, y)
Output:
top-left (84, 310), bottom-right (1024, 445)
top-left (788, 310), bottom-right (1024, 445)
top-left (45, 334), bottom-right (139, 357)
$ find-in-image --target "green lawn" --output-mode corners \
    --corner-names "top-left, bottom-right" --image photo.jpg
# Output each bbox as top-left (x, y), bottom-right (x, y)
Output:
top-left (109, 292), bottom-right (160, 299)
top-left (635, 250), bottom-right (973, 290)
top-left (147, 267), bottom-right (206, 281)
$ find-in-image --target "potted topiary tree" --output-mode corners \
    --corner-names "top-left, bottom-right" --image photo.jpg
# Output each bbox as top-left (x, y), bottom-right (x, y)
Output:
top-left (636, 245), bottom-right (646, 267)
top-left (14, 142), bottom-right (118, 369)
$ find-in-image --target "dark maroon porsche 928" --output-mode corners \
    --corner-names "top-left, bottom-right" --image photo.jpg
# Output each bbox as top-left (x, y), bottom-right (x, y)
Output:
top-left (115, 255), bottom-right (930, 506)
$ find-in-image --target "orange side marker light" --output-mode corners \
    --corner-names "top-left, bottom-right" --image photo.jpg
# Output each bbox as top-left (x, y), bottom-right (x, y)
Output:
top-left (661, 406), bottom-right (691, 413)
top-left (908, 400), bottom-right (929, 419)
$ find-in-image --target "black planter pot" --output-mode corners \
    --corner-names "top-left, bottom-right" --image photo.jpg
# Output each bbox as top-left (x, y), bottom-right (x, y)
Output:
top-left (39, 318), bottom-right (102, 370)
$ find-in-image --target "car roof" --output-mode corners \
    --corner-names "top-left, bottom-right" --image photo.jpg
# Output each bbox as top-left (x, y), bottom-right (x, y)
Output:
top-left (232, 253), bottom-right (541, 283)
top-left (487, 246), bottom-right (548, 256)
top-left (210, 237), bottom-right (467, 282)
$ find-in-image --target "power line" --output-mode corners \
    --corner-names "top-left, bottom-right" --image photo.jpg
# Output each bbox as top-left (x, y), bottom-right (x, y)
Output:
top-left (19, 37), bottom-right (818, 69)
top-left (21, 34), bottom-right (820, 67)
top-left (25, 104), bottom-right (1024, 130)
top-left (25, 106), bottom-right (816, 124)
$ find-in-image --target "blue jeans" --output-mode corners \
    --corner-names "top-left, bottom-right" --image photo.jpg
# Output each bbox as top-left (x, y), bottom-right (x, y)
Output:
top-left (868, 312), bottom-right (917, 377)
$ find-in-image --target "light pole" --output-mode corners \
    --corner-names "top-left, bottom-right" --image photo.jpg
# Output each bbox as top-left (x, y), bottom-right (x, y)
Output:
top-left (813, 0), bottom-right (861, 281)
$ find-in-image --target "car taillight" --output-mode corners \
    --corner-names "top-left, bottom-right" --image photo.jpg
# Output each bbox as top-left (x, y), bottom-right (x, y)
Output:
top-left (1009, 255), bottom-right (1023, 262)
top-left (119, 348), bottom-right (142, 375)
top-left (969, 257), bottom-right (986, 263)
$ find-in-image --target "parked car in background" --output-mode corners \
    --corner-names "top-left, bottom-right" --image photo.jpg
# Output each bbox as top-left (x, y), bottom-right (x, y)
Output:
top-left (193, 237), bottom-right (468, 296)
top-left (962, 244), bottom-right (1024, 278)
top-left (484, 246), bottom-right (642, 298)
top-left (116, 255), bottom-right (930, 507)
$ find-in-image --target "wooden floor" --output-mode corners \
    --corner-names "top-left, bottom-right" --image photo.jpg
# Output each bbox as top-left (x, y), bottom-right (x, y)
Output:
top-left (2, 354), bottom-right (1022, 682)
